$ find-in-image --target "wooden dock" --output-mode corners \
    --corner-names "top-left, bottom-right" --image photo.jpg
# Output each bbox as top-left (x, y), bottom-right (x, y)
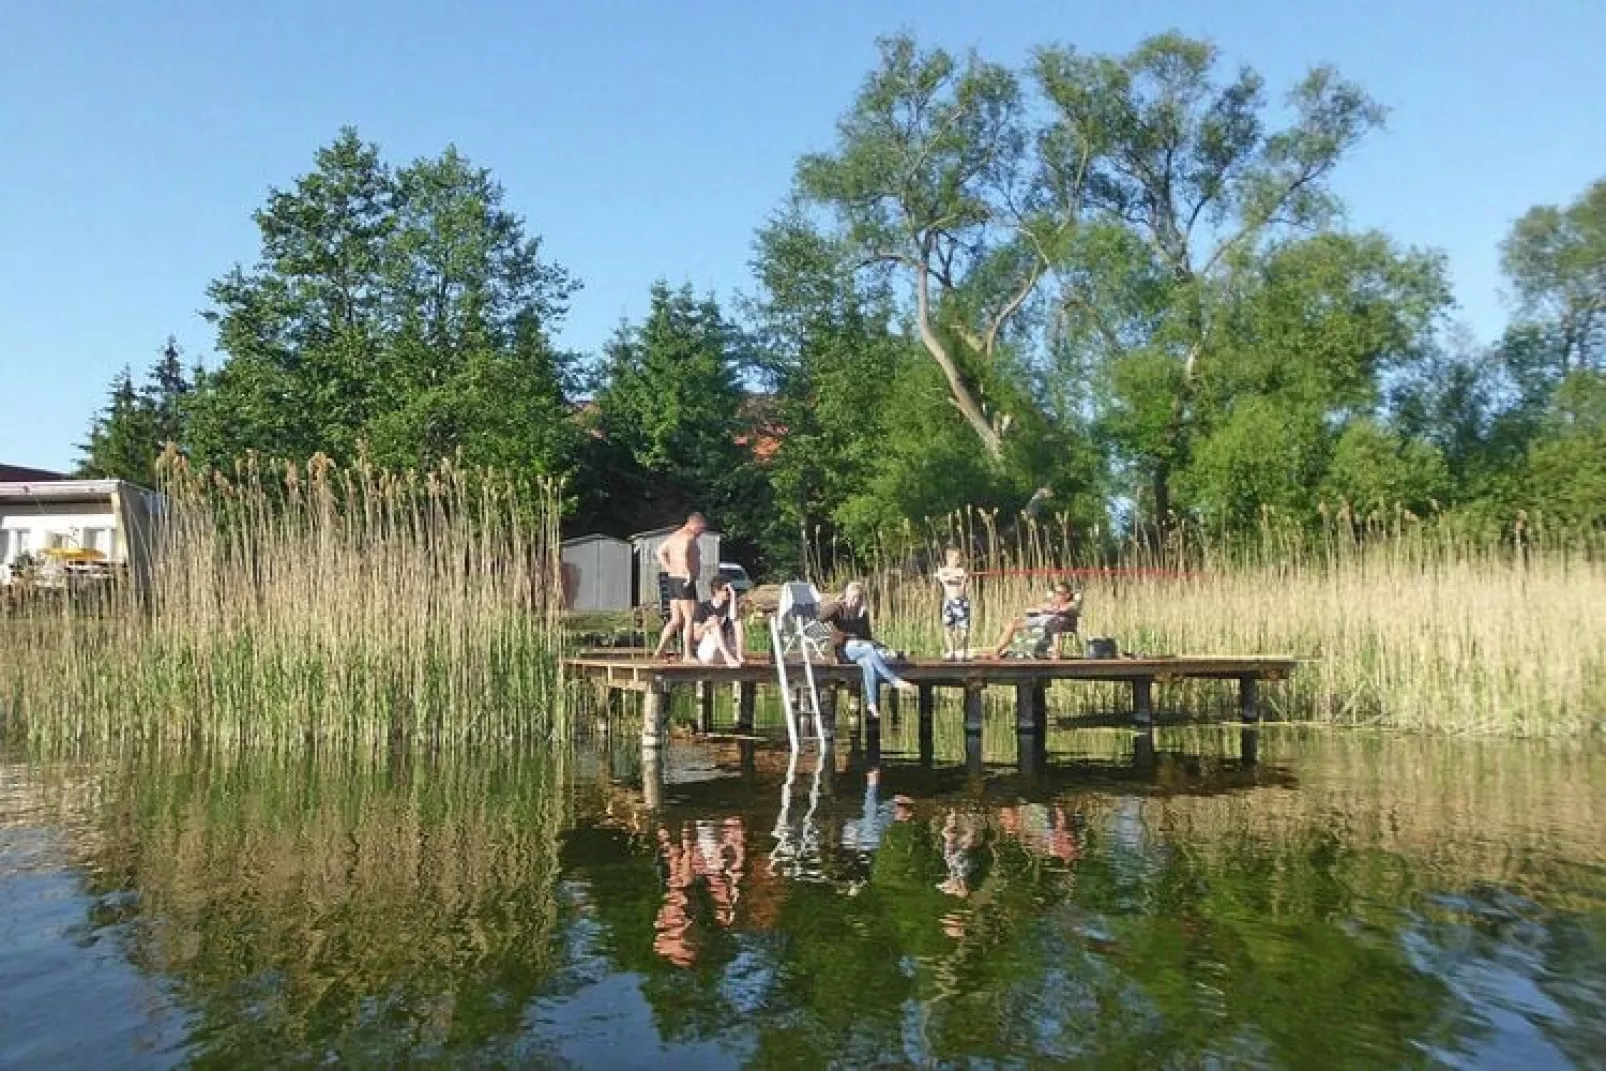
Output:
top-left (566, 652), bottom-right (1299, 747)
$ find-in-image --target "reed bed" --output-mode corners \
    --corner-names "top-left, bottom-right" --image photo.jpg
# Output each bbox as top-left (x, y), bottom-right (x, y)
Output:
top-left (833, 509), bottom-right (1606, 736)
top-left (2, 451), bottom-right (569, 751)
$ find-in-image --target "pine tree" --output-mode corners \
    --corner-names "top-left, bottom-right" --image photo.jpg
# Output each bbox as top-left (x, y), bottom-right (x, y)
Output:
top-left (581, 283), bottom-right (765, 548)
top-left (76, 339), bottom-right (196, 484)
top-left (143, 335), bottom-right (191, 449)
top-left (77, 367), bottom-right (159, 483)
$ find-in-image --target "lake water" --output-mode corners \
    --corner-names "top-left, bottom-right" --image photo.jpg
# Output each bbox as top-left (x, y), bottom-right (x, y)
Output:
top-left (2, 719), bottom-right (1603, 1068)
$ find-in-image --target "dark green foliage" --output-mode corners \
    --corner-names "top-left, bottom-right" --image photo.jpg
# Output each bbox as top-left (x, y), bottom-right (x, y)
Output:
top-left (1523, 371), bottom-right (1606, 527)
top-left (575, 283), bottom-right (772, 561)
top-left (187, 129), bottom-right (578, 482)
top-left (76, 337), bottom-right (193, 485)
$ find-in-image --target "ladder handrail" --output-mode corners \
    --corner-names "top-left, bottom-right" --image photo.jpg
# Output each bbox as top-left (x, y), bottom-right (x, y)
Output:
top-left (771, 581), bottom-right (831, 752)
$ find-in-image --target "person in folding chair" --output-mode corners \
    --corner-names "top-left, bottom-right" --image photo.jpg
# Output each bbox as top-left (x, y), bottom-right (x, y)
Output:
top-left (822, 581), bottom-right (917, 719)
top-left (986, 580), bottom-right (1081, 659)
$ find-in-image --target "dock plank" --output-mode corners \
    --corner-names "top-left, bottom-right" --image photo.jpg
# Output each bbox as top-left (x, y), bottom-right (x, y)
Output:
top-left (566, 651), bottom-right (1299, 688)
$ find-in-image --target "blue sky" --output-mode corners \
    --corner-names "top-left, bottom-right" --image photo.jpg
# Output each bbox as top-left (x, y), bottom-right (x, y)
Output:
top-left (2, 0), bottom-right (1603, 472)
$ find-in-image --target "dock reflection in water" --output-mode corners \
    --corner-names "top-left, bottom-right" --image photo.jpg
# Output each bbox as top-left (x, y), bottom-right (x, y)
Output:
top-left (3, 725), bottom-right (1604, 1067)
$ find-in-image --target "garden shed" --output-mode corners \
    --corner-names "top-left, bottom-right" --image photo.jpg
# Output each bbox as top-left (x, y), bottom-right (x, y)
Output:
top-left (560, 534), bottom-right (632, 612)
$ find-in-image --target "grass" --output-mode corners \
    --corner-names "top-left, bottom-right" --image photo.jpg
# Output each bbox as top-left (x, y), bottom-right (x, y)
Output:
top-left (833, 509), bottom-right (1606, 736)
top-left (1, 451), bottom-right (570, 751)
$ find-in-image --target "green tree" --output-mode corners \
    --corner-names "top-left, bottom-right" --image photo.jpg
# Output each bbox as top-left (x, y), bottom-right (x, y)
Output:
top-left (1500, 178), bottom-right (1606, 380)
top-left (77, 337), bottom-right (196, 485)
top-left (189, 129), bottom-right (578, 480)
top-left (748, 211), bottom-right (1102, 565)
top-left (794, 35), bottom-right (1065, 464)
top-left (145, 336), bottom-right (191, 449)
top-left (1036, 33), bottom-right (1386, 525)
top-left (1321, 417), bottom-right (1451, 517)
top-left (581, 283), bottom-right (769, 554)
top-left (76, 367), bottom-right (158, 483)
top-left (1175, 232), bottom-right (1450, 525)
top-left (747, 213), bottom-right (912, 568)
top-left (1522, 370), bottom-right (1606, 528)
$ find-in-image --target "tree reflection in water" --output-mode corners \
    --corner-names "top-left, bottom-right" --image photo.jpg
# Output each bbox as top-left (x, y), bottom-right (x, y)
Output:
top-left (5, 727), bottom-right (1603, 1066)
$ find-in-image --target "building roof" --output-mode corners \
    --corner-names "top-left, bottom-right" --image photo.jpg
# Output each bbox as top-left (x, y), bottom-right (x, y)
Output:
top-left (0, 463), bottom-right (67, 482)
top-left (0, 478), bottom-right (155, 506)
top-left (561, 533), bottom-right (631, 548)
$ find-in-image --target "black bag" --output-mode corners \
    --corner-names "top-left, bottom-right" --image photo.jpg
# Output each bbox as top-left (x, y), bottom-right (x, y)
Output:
top-left (1085, 636), bottom-right (1119, 659)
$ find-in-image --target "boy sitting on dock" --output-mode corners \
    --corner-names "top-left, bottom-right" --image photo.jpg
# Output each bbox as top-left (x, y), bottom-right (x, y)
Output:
top-left (693, 577), bottom-right (745, 667)
top-left (986, 580), bottom-right (1080, 659)
top-left (934, 546), bottom-right (971, 661)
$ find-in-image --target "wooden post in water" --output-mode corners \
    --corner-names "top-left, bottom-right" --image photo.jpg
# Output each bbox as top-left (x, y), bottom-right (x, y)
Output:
top-left (642, 744), bottom-right (664, 811)
top-left (697, 682), bottom-right (715, 735)
top-left (1016, 729), bottom-right (1046, 781)
top-left (819, 683), bottom-right (838, 741)
top-left (1132, 727), bottom-right (1156, 772)
top-left (641, 682), bottom-right (668, 749)
top-left (963, 683), bottom-right (985, 735)
top-left (1015, 682), bottom-right (1044, 735)
top-left (736, 681), bottom-right (756, 734)
top-left (1131, 677), bottom-right (1154, 726)
top-left (918, 685), bottom-right (935, 765)
top-left (1238, 674), bottom-right (1259, 724)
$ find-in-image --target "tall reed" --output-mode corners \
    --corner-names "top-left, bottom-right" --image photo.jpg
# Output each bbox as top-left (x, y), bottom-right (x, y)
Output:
top-left (829, 508), bottom-right (1605, 736)
top-left (2, 451), bottom-right (569, 750)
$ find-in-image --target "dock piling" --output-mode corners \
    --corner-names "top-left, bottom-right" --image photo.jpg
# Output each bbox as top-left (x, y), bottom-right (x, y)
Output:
top-left (641, 684), bottom-right (667, 749)
top-left (1132, 677), bottom-right (1154, 726)
top-left (1238, 674), bottom-right (1260, 723)
top-left (736, 682), bottom-right (756, 733)
top-left (697, 682), bottom-right (715, 734)
top-left (963, 684), bottom-right (985, 734)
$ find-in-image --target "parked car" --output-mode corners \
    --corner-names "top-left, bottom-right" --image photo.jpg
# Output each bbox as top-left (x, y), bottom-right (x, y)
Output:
top-left (717, 561), bottom-right (753, 593)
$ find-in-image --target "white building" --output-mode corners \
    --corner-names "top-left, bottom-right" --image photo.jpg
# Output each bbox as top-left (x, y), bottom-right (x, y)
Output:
top-left (629, 525), bottom-right (721, 609)
top-left (0, 479), bottom-right (163, 590)
top-left (560, 534), bottom-right (632, 612)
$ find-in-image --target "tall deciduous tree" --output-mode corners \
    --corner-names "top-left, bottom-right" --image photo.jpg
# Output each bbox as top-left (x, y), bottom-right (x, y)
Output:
top-left (1500, 178), bottom-right (1606, 380)
top-left (188, 129), bottom-right (578, 479)
top-left (795, 35), bottom-right (1068, 463)
top-left (1036, 33), bottom-right (1386, 523)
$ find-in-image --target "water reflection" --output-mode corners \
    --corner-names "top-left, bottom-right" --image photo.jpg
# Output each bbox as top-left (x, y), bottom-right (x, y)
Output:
top-left (2, 727), bottom-right (1604, 1067)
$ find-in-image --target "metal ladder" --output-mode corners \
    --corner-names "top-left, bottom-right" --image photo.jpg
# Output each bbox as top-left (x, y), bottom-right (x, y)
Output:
top-left (769, 581), bottom-right (831, 751)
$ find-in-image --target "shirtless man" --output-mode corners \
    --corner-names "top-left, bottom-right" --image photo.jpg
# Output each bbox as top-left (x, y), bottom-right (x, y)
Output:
top-left (652, 512), bottom-right (708, 661)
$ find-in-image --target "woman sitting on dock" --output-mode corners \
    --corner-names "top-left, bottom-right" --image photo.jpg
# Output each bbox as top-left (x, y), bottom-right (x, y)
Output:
top-left (823, 581), bottom-right (917, 719)
top-left (986, 581), bottom-right (1081, 658)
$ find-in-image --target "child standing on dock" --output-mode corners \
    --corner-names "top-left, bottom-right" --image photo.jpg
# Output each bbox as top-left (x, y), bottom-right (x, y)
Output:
top-left (934, 547), bottom-right (971, 661)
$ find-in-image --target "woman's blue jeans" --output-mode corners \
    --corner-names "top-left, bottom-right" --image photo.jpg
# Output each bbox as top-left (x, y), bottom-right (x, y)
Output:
top-left (843, 639), bottom-right (904, 708)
